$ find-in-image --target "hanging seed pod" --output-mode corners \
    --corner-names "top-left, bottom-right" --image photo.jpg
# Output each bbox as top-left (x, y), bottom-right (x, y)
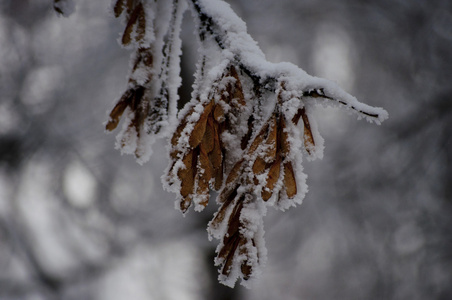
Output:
top-left (201, 116), bottom-right (215, 153)
top-left (178, 149), bottom-right (196, 211)
top-left (121, 3), bottom-right (144, 46)
top-left (225, 158), bottom-right (244, 186)
top-left (189, 100), bottom-right (214, 148)
top-left (135, 5), bottom-right (146, 42)
top-left (113, 0), bottom-right (125, 17)
top-left (248, 122), bottom-right (268, 154)
top-left (213, 103), bottom-right (225, 122)
top-left (262, 156), bottom-right (281, 201)
top-left (195, 147), bottom-right (213, 207)
top-left (300, 107), bottom-right (315, 154)
top-left (105, 89), bottom-right (133, 131)
top-left (252, 157), bottom-right (266, 175)
top-left (264, 115), bottom-right (278, 162)
top-left (283, 162), bottom-right (297, 198)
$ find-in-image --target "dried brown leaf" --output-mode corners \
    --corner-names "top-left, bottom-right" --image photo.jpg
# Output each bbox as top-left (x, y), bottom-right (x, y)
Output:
top-left (283, 162), bottom-right (297, 198)
top-left (135, 5), bottom-right (146, 42)
top-left (226, 200), bottom-right (243, 241)
top-left (180, 196), bottom-right (192, 212)
top-left (213, 104), bottom-right (225, 122)
top-left (212, 189), bottom-right (237, 227)
top-left (248, 122), bottom-right (268, 155)
top-left (241, 261), bottom-right (252, 280)
top-left (178, 150), bottom-right (196, 198)
top-left (252, 157), bottom-right (266, 175)
top-left (121, 3), bottom-right (144, 46)
top-left (105, 90), bottom-right (133, 131)
top-left (301, 108), bottom-right (315, 154)
top-left (113, 0), bottom-right (125, 17)
top-left (225, 158), bottom-right (244, 186)
top-left (196, 148), bottom-right (213, 204)
top-left (262, 157), bottom-right (281, 201)
top-left (219, 199), bottom-right (244, 275)
top-left (213, 165), bottom-right (224, 191)
top-left (264, 115), bottom-right (278, 161)
top-left (221, 233), bottom-right (240, 276)
top-left (239, 238), bottom-right (253, 280)
top-left (189, 101), bottom-right (214, 148)
top-left (201, 117), bottom-right (215, 154)
top-left (126, 0), bottom-right (134, 15)
top-left (210, 127), bottom-right (222, 169)
top-left (209, 121), bottom-right (224, 190)
top-left (171, 107), bottom-right (193, 147)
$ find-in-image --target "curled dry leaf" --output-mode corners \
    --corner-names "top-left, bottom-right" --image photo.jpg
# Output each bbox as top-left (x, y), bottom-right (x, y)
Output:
top-left (224, 158), bottom-right (244, 187)
top-left (113, 0), bottom-right (125, 18)
top-left (105, 86), bottom-right (147, 134)
top-left (195, 147), bottom-right (213, 207)
top-left (300, 107), bottom-right (315, 154)
top-left (262, 156), bottom-right (281, 201)
top-left (283, 162), bottom-right (297, 198)
top-left (178, 149), bottom-right (195, 197)
top-left (105, 90), bottom-right (133, 131)
top-left (189, 100), bottom-right (214, 148)
top-left (122, 2), bottom-right (145, 46)
top-left (264, 115), bottom-right (278, 161)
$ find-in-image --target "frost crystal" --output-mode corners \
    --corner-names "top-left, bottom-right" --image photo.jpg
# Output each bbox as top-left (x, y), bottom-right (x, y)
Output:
top-left (105, 0), bottom-right (388, 287)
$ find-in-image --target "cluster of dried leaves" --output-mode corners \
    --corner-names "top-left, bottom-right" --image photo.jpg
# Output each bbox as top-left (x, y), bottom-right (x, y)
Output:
top-left (101, 0), bottom-right (387, 287)
top-left (167, 66), bottom-right (246, 211)
top-left (165, 60), bottom-right (321, 283)
top-left (105, 0), bottom-right (184, 162)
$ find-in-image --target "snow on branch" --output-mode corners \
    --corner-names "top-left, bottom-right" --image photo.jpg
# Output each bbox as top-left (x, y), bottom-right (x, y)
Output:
top-left (104, 0), bottom-right (388, 288)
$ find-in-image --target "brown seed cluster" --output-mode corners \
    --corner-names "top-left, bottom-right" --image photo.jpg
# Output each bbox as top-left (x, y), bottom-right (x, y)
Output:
top-left (105, 47), bottom-right (154, 158)
top-left (216, 105), bottom-right (313, 209)
top-left (206, 92), bottom-right (319, 281)
top-left (105, 0), bottom-right (153, 156)
top-left (102, 0), bottom-right (387, 287)
top-left (106, 1), bottom-right (174, 158)
top-left (166, 68), bottom-right (320, 280)
top-left (168, 66), bottom-right (246, 212)
top-left (213, 197), bottom-right (257, 280)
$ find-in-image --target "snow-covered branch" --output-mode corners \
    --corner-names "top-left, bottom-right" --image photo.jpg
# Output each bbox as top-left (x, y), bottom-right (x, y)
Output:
top-left (103, 0), bottom-right (388, 288)
top-left (189, 0), bottom-right (388, 123)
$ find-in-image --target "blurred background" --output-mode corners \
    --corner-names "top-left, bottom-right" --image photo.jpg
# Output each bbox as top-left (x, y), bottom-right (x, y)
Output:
top-left (0, 0), bottom-right (451, 299)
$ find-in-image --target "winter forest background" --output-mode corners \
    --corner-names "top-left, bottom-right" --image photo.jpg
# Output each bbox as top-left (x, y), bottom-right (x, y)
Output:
top-left (1, 0), bottom-right (451, 299)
